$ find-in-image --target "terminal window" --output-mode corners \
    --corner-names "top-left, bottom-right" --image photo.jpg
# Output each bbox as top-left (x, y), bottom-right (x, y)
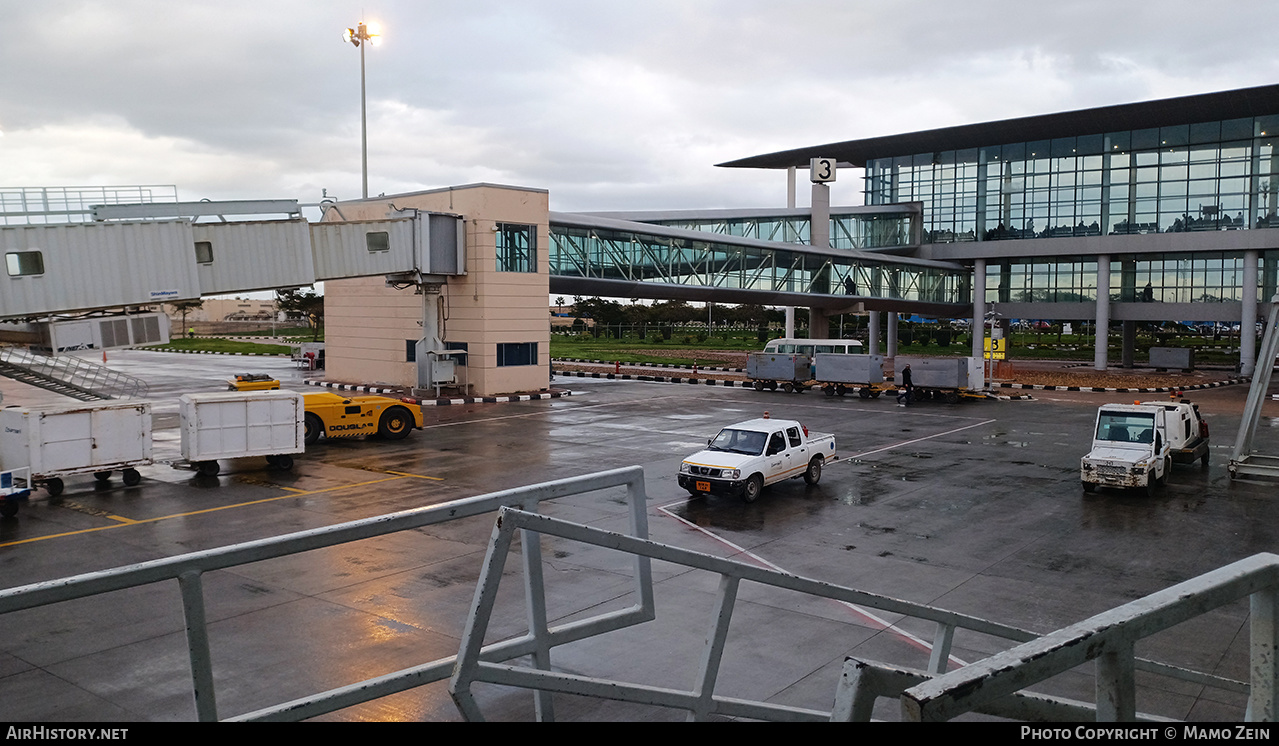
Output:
top-left (5, 251), bottom-right (43, 276)
top-left (497, 342), bottom-right (537, 367)
top-left (496, 223), bottom-right (536, 272)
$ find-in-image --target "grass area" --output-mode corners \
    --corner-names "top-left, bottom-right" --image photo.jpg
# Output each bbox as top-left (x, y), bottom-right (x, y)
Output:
top-left (232, 326), bottom-right (322, 340)
top-left (553, 329), bottom-right (1246, 367)
top-left (146, 338), bottom-right (294, 355)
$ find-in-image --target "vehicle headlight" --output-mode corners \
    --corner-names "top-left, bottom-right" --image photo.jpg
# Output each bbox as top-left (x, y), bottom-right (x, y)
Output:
top-left (680, 462), bottom-right (691, 474)
top-left (726, 469), bottom-right (740, 480)
top-left (1082, 462), bottom-right (1093, 471)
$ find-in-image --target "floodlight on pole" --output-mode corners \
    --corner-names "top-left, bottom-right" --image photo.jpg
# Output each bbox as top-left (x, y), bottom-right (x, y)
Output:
top-left (342, 21), bottom-right (381, 198)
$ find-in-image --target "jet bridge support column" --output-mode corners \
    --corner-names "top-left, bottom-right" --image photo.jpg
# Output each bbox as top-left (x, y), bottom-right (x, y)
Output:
top-left (414, 281), bottom-right (453, 393)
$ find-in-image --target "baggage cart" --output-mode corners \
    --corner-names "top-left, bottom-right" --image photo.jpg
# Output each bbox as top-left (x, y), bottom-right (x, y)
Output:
top-left (179, 391), bottom-right (305, 476)
top-left (893, 356), bottom-right (985, 404)
top-left (0, 401), bottom-right (153, 498)
top-left (813, 353), bottom-right (887, 398)
top-left (746, 352), bottom-right (812, 393)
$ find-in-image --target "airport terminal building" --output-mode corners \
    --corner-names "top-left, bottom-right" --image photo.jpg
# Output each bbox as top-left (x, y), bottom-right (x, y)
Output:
top-left (316, 84), bottom-right (1279, 392)
top-left (719, 83), bottom-right (1279, 376)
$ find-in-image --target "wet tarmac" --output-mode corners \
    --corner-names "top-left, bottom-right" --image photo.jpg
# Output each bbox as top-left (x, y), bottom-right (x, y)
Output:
top-left (1, 350), bottom-right (1278, 721)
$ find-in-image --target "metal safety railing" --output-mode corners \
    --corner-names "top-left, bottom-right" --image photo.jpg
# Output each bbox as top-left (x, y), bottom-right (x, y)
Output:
top-left (0, 467), bottom-right (653, 722)
top-left (445, 507), bottom-right (1258, 721)
top-left (0, 347), bottom-right (149, 400)
top-left (900, 552), bottom-right (1279, 722)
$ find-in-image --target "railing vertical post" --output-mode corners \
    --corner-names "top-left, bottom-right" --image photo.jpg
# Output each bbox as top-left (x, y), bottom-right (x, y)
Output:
top-left (1095, 642), bottom-right (1136, 721)
top-left (687, 574), bottom-right (739, 722)
top-left (1249, 587), bottom-right (1278, 722)
top-left (519, 503), bottom-right (555, 722)
top-left (626, 476), bottom-right (655, 619)
top-left (927, 622), bottom-right (955, 674)
top-left (177, 570), bottom-right (218, 722)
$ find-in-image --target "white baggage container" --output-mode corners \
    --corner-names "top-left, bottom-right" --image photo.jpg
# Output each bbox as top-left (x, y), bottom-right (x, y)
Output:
top-left (814, 353), bottom-right (885, 384)
top-left (746, 352), bottom-right (812, 392)
top-left (179, 391), bottom-right (304, 476)
top-left (894, 356), bottom-right (985, 392)
top-left (0, 401), bottom-right (152, 495)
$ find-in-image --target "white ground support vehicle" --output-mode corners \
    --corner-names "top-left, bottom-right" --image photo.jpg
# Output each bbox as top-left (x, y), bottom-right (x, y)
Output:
top-left (1138, 399), bottom-right (1211, 468)
top-left (1080, 404), bottom-right (1173, 495)
top-left (678, 416), bottom-right (836, 503)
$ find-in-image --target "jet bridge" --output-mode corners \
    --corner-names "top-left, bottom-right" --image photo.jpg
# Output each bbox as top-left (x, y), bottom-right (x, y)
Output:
top-left (0, 202), bottom-right (465, 321)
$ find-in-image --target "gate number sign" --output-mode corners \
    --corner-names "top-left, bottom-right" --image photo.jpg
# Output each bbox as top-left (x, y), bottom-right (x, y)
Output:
top-left (810, 158), bottom-right (836, 183)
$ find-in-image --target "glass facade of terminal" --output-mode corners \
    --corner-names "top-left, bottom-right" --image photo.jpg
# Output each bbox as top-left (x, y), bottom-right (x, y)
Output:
top-left (649, 211), bottom-right (913, 250)
top-left (549, 224), bottom-right (966, 304)
top-left (866, 116), bottom-right (1279, 243)
top-left (986, 251), bottom-right (1279, 304)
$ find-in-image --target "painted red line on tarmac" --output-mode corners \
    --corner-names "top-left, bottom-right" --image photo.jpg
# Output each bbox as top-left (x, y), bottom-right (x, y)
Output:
top-left (657, 417), bottom-right (999, 665)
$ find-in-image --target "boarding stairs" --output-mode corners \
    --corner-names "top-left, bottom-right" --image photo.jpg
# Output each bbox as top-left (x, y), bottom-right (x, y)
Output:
top-left (0, 346), bottom-right (149, 401)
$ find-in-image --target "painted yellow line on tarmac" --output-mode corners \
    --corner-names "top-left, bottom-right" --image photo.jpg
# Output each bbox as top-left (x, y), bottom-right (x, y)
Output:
top-left (0, 473), bottom-right (434, 549)
top-left (385, 470), bottom-right (443, 480)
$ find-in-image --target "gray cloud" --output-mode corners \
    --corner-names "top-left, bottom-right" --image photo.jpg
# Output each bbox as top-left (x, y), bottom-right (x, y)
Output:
top-left (3, 0), bottom-right (1277, 212)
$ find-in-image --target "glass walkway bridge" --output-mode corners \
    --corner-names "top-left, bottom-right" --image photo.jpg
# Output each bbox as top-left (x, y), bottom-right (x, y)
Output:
top-left (549, 206), bottom-right (972, 316)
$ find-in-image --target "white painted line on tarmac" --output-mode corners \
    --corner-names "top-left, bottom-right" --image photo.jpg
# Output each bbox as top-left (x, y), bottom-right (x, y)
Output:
top-left (844, 418), bottom-right (998, 460)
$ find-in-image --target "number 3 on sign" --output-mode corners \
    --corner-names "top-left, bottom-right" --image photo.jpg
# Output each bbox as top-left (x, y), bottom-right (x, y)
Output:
top-left (810, 157), bottom-right (836, 183)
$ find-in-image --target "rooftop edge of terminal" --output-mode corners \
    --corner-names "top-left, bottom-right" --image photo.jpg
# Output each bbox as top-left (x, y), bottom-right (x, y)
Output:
top-left (717, 82), bottom-right (1279, 170)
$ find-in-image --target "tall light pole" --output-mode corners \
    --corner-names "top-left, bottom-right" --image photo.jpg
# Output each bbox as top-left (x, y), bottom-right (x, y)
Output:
top-left (342, 21), bottom-right (381, 198)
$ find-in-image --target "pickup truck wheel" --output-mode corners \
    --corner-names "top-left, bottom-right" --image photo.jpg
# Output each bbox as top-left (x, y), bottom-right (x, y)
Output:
top-left (304, 413), bottom-right (323, 445)
top-left (741, 474), bottom-right (763, 503)
top-left (1201, 452), bottom-right (1210, 468)
top-left (378, 407), bottom-right (414, 440)
top-left (1157, 458), bottom-right (1170, 486)
top-left (803, 457), bottom-right (823, 485)
top-left (1082, 481), bottom-right (1097, 493)
top-left (1144, 473), bottom-right (1157, 497)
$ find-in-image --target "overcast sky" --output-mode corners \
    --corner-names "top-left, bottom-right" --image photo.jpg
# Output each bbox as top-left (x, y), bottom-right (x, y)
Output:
top-left (4, 1), bottom-right (1278, 214)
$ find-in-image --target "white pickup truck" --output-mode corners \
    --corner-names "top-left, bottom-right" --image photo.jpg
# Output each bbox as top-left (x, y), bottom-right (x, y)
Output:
top-left (1080, 403), bottom-right (1173, 495)
top-left (679, 417), bottom-right (836, 502)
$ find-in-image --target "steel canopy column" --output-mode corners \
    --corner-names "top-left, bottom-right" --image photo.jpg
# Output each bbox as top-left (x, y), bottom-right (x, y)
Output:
top-left (1095, 254), bottom-right (1111, 371)
top-left (887, 313), bottom-right (898, 359)
top-left (1122, 321), bottom-right (1136, 368)
top-left (809, 308), bottom-right (830, 339)
top-left (783, 166), bottom-right (798, 337)
top-left (972, 259), bottom-right (986, 360)
top-left (1242, 250), bottom-right (1259, 376)
top-left (868, 311), bottom-right (880, 355)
